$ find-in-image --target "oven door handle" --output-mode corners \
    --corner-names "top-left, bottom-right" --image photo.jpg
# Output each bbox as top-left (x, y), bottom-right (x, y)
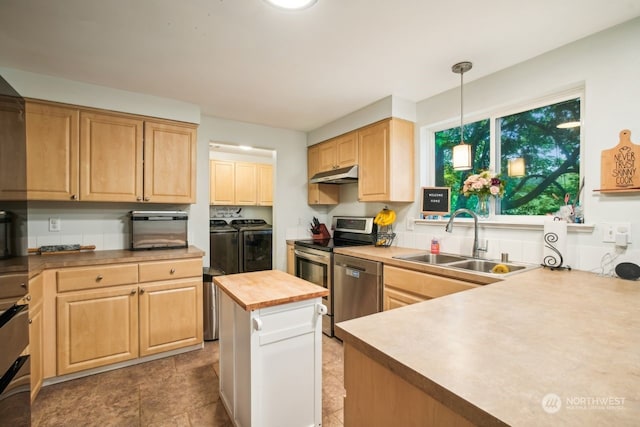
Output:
top-left (294, 249), bottom-right (329, 264)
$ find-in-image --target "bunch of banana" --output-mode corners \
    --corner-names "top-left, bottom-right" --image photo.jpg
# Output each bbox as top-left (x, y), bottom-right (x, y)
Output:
top-left (491, 264), bottom-right (510, 274)
top-left (374, 208), bottom-right (396, 227)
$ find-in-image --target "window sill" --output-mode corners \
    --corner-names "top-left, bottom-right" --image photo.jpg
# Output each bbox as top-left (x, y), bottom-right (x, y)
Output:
top-left (412, 218), bottom-right (594, 233)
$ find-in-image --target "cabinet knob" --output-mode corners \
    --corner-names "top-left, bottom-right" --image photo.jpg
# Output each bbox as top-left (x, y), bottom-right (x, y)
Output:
top-left (20, 283), bottom-right (26, 289)
top-left (144, 197), bottom-right (150, 202)
top-left (252, 318), bottom-right (263, 331)
top-left (131, 289), bottom-right (137, 295)
top-left (136, 197), bottom-right (142, 201)
top-left (29, 319), bottom-right (33, 324)
top-left (96, 275), bottom-right (103, 281)
top-left (140, 288), bottom-right (145, 294)
top-left (25, 295), bottom-right (32, 302)
top-left (71, 194), bottom-right (78, 200)
top-left (170, 268), bottom-right (176, 274)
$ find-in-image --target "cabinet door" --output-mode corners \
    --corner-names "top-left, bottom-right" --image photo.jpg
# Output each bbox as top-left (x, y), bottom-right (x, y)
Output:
top-left (317, 141), bottom-right (337, 172)
top-left (257, 164), bottom-right (273, 206)
top-left (29, 274), bottom-right (44, 401)
top-left (358, 120), bottom-right (390, 201)
top-left (210, 160), bottom-right (235, 205)
top-left (143, 121), bottom-right (197, 203)
top-left (234, 162), bottom-right (258, 205)
top-left (25, 101), bottom-right (80, 201)
top-left (57, 285), bottom-right (139, 375)
top-left (139, 278), bottom-right (203, 357)
top-left (335, 132), bottom-right (358, 168)
top-left (358, 118), bottom-right (414, 202)
top-left (80, 112), bottom-right (143, 202)
top-left (383, 265), bottom-right (477, 311)
top-left (307, 145), bottom-right (339, 205)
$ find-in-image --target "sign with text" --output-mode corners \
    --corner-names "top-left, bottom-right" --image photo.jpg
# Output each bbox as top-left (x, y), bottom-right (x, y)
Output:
top-left (421, 187), bottom-right (451, 215)
top-left (600, 129), bottom-right (640, 190)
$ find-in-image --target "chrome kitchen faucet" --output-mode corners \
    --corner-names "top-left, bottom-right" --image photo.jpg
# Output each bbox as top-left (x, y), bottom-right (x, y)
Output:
top-left (445, 209), bottom-right (487, 259)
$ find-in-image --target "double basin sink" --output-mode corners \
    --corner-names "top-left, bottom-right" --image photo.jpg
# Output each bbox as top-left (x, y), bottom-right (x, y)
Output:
top-left (392, 253), bottom-right (536, 276)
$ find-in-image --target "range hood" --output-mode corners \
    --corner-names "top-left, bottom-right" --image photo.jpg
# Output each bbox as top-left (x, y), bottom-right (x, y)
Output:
top-left (310, 165), bottom-right (358, 184)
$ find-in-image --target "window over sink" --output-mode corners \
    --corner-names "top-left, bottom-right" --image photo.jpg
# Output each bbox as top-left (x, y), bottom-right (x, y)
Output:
top-left (432, 92), bottom-right (582, 218)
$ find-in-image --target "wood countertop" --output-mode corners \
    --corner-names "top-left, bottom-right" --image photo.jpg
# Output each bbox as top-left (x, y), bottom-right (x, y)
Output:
top-left (26, 246), bottom-right (205, 278)
top-left (214, 270), bottom-right (328, 311)
top-left (335, 259), bottom-right (640, 426)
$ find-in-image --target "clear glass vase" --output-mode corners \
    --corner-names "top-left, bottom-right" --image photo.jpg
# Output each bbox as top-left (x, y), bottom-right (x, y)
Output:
top-left (475, 194), bottom-right (490, 219)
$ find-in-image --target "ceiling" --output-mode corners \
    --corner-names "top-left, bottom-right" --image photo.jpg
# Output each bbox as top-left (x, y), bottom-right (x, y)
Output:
top-left (1, 1), bottom-right (639, 132)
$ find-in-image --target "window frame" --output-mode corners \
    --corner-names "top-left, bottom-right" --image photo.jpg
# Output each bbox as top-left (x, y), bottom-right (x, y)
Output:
top-left (424, 87), bottom-right (585, 221)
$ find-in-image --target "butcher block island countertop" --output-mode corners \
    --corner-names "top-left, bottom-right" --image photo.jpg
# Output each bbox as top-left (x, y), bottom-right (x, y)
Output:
top-left (334, 250), bottom-right (640, 427)
top-left (214, 269), bottom-right (328, 310)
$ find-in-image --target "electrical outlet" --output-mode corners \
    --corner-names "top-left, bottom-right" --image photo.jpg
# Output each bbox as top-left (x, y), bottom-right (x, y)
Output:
top-left (49, 217), bottom-right (61, 232)
top-left (406, 217), bottom-right (415, 231)
top-left (602, 222), bottom-right (631, 243)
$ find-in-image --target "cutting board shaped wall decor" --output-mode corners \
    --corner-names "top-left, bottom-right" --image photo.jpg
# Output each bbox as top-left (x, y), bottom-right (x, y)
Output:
top-left (600, 129), bottom-right (640, 191)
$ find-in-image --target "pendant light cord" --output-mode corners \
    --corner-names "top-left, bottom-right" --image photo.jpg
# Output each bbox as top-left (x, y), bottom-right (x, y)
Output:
top-left (460, 70), bottom-right (464, 144)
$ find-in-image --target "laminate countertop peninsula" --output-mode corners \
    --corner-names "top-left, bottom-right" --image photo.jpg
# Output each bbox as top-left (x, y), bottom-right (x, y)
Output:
top-left (333, 246), bottom-right (640, 426)
top-left (214, 269), bottom-right (328, 310)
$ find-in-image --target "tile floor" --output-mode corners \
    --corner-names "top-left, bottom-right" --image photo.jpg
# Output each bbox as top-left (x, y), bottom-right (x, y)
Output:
top-left (32, 336), bottom-right (345, 427)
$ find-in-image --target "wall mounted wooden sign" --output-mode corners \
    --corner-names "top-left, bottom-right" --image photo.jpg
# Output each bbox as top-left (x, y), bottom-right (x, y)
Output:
top-left (421, 187), bottom-right (451, 215)
top-left (598, 129), bottom-right (640, 192)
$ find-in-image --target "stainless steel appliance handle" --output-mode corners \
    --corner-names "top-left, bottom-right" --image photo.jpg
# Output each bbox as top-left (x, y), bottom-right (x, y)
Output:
top-left (294, 249), bottom-right (329, 265)
top-left (335, 262), bottom-right (365, 272)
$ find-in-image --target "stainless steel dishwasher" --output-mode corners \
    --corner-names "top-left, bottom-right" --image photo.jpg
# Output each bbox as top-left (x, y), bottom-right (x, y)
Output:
top-left (333, 253), bottom-right (383, 325)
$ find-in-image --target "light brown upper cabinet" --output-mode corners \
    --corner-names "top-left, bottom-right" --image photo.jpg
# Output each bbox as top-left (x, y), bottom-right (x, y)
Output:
top-left (358, 118), bottom-right (415, 202)
top-left (257, 164), bottom-right (273, 206)
top-left (143, 121), bottom-right (197, 203)
top-left (307, 145), bottom-right (339, 205)
top-left (80, 111), bottom-right (144, 202)
top-left (317, 131), bottom-right (358, 172)
top-left (25, 99), bottom-right (197, 204)
top-left (25, 101), bottom-right (80, 200)
top-left (210, 160), bottom-right (273, 206)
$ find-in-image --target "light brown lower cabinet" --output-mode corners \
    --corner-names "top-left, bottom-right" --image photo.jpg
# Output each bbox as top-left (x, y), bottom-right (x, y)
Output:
top-left (344, 343), bottom-right (475, 427)
top-left (286, 242), bottom-right (295, 275)
top-left (54, 258), bottom-right (203, 377)
top-left (383, 265), bottom-right (479, 311)
top-left (28, 274), bottom-right (44, 402)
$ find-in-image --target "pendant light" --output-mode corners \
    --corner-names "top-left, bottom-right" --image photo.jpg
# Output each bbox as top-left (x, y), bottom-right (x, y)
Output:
top-left (451, 61), bottom-right (473, 171)
top-left (507, 157), bottom-right (526, 177)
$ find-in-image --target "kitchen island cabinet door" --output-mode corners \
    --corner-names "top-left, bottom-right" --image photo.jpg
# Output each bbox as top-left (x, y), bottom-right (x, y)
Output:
top-left (138, 278), bottom-right (203, 357)
top-left (219, 292), bottom-right (323, 427)
top-left (25, 101), bottom-right (80, 201)
top-left (79, 111), bottom-right (144, 202)
top-left (57, 285), bottom-right (139, 375)
top-left (358, 118), bottom-right (414, 202)
top-left (143, 121), bottom-right (197, 204)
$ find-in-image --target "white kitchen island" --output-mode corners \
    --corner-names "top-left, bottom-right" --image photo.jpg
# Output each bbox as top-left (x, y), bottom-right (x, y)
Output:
top-left (214, 270), bottom-right (329, 427)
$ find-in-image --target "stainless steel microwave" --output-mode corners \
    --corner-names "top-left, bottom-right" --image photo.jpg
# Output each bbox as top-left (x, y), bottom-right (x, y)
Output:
top-left (130, 211), bottom-right (188, 250)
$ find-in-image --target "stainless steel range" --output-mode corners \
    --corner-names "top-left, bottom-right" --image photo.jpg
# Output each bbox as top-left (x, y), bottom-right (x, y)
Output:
top-left (294, 216), bottom-right (376, 337)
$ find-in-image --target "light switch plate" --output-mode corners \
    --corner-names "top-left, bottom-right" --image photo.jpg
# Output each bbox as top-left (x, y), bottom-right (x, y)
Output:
top-left (49, 217), bottom-right (61, 232)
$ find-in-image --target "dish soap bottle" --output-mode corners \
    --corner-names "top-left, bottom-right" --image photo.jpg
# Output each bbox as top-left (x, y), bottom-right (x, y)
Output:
top-left (430, 237), bottom-right (440, 254)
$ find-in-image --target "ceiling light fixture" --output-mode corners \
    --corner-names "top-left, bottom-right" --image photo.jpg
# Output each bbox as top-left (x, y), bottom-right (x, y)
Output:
top-left (556, 121), bottom-right (581, 129)
top-left (451, 61), bottom-right (473, 171)
top-left (264, 0), bottom-right (318, 10)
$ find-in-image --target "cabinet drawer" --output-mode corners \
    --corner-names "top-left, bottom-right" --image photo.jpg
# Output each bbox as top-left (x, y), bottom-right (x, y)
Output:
top-left (138, 258), bottom-right (201, 283)
top-left (383, 265), bottom-right (477, 300)
top-left (57, 264), bottom-right (138, 292)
